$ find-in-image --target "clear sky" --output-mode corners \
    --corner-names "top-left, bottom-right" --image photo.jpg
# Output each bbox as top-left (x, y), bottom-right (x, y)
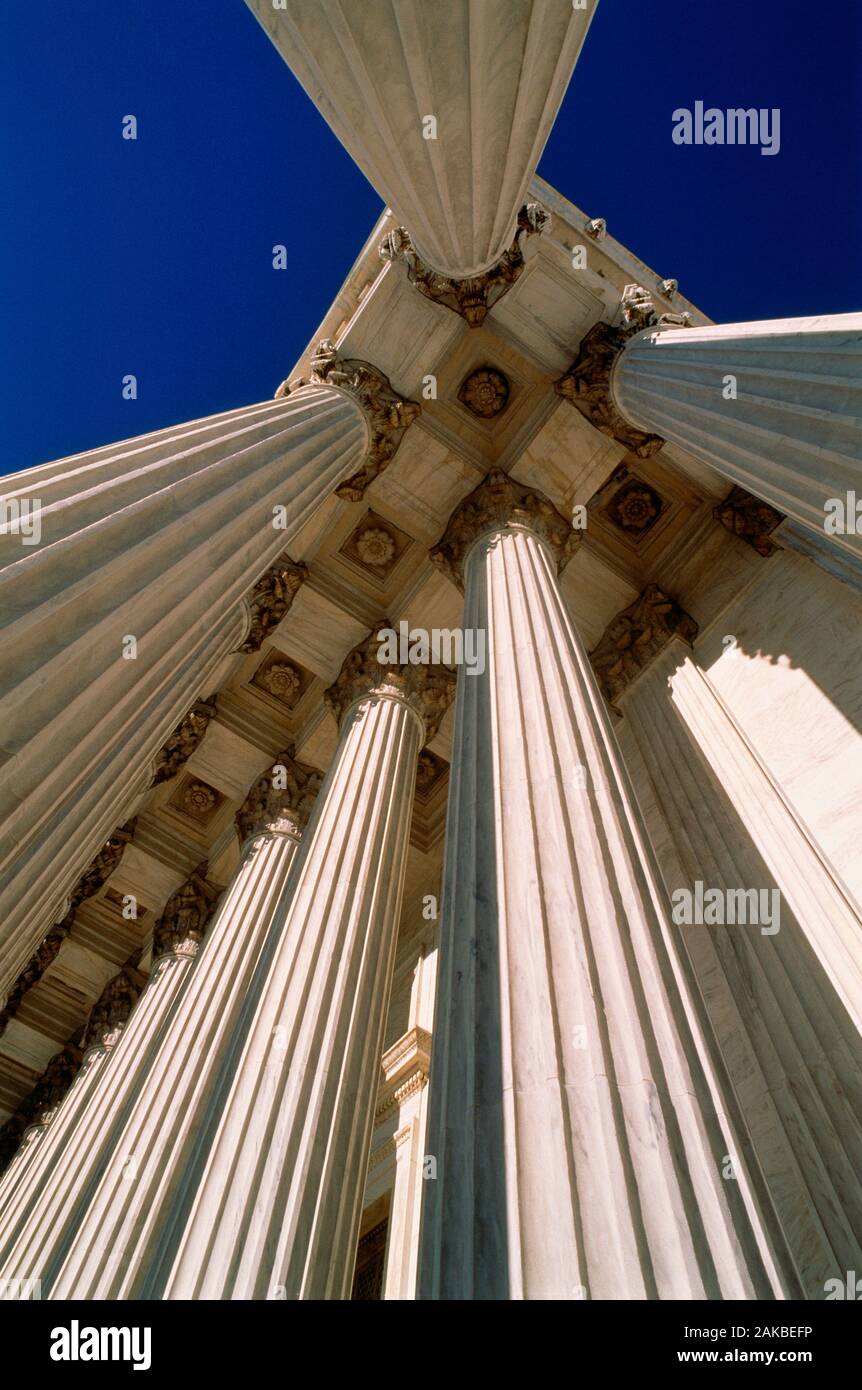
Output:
top-left (2, 0), bottom-right (859, 473)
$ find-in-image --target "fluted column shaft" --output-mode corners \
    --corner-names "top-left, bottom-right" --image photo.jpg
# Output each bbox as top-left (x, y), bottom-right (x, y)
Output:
top-left (617, 647), bottom-right (862, 1296)
top-left (162, 665), bottom-right (445, 1300)
top-left (0, 996), bottom-right (140, 1260)
top-left (3, 790), bottom-right (309, 1295)
top-left (611, 313), bottom-right (862, 556)
top-left (0, 388), bottom-right (366, 997)
top-left (245, 0), bottom-right (595, 278)
top-left (420, 488), bottom-right (795, 1299)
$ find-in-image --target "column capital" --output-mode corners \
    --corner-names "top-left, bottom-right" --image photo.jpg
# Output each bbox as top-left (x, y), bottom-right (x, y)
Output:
top-left (81, 967), bottom-right (146, 1055)
top-left (324, 626), bottom-right (456, 743)
top-left (556, 285), bottom-right (691, 458)
top-left (276, 339), bottom-right (421, 501)
top-left (714, 486), bottom-right (783, 557)
top-left (150, 864), bottom-right (222, 963)
top-left (238, 557), bottom-right (308, 653)
top-left (150, 699), bottom-right (217, 786)
top-left (380, 202), bottom-right (550, 329)
top-left (0, 1044), bottom-right (82, 1172)
top-left (429, 469), bottom-right (579, 590)
top-left (589, 582), bottom-right (698, 710)
top-left (235, 750), bottom-right (322, 846)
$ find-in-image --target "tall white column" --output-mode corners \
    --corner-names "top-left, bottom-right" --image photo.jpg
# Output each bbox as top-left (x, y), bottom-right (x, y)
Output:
top-left (420, 471), bottom-right (796, 1300)
top-left (161, 635), bottom-right (455, 1301)
top-left (0, 867), bottom-right (221, 1279)
top-left (611, 312), bottom-right (862, 556)
top-left (245, 0), bottom-right (596, 279)
top-left (0, 347), bottom-right (417, 999)
top-left (0, 968), bottom-right (143, 1247)
top-left (617, 645), bottom-right (862, 1296)
top-left (28, 756), bottom-right (321, 1295)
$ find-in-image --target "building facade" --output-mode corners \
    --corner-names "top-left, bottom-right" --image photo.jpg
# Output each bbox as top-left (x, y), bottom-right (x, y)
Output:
top-left (0, 1), bottom-right (860, 1301)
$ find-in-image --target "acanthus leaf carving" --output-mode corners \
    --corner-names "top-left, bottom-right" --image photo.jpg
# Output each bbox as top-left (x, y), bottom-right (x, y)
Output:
top-left (589, 582), bottom-right (699, 709)
top-left (235, 749), bottom-right (323, 845)
top-left (151, 700), bottom-right (217, 786)
top-left (238, 558), bottom-right (308, 654)
top-left (429, 469), bottom-right (580, 591)
top-left (276, 339), bottom-right (420, 501)
top-left (380, 202), bottom-right (550, 329)
top-left (324, 624), bottom-right (456, 745)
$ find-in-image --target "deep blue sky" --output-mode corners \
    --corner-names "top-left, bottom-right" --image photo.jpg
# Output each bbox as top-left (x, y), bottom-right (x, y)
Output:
top-left (2, 0), bottom-right (859, 473)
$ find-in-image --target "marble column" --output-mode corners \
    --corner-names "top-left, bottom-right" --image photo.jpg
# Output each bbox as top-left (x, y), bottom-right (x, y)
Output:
top-left (161, 632), bottom-right (455, 1301)
top-left (420, 470), bottom-right (797, 1300)
top-left (617, 645), bottom-right (862, 1297)
top-left (0, 968), bottom-right (143, 1248)
top-left (245, 0), bottom-right (595, 279)
top-left (0, 866), bottom-right (221, 1280)
top-left (33, 754), bottom-right (320, 1299)
top-left (0, 344), bottom-right (418, 1001)
top-left (610, 310), bottom-right (862, 556)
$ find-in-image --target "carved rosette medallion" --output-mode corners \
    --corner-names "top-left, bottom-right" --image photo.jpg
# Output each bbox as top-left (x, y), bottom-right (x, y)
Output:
top-left (150, 700), bottom-right (216, 786)
top-left (380, 202), bottom-right (550, 328)
top-left (235, 750), bottom-right (323, 846)
top-left (276, 339), bottom-right (421, 501)
top-left (589, 583), bottom-right (699, 709)
top-left (714, 486), bottom-right (784, 557)
top-left (239, 558), bottom-right (308, 654)
top-left (150, 864), bottom-right (222, 963)
top-left (429, 470), bottom-right (580, 591)
top-left (458, 367), bottom-right (510, 418)
top-left (81, 968), bottom-right (145, 1054)
top-left (324, 626), bottom-right (456, 744)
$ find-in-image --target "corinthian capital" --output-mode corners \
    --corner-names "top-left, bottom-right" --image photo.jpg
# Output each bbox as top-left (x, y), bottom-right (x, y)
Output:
top-left (555, 322), bottom-right (665, 458)
top-left (276, 339), bottom-right (421, 501)
top-left (150, 699), bottom-right (217, 786)
top-left (236, 750), bottom-right (323, 845)
top-left (151, 863), bottom-right (222, 962)
top-left (429, 470), bottom-right (580, 590)
top-left (589, 583), bottom-right (698, 710)
top-left (380, 202), bottom-right (550, 329)
top-left (324, 625), bottom-right (456, 743)
top-left (239, 557), bottom-right (308, 653)
top-left (81, 967), bottom-right (146, 1052)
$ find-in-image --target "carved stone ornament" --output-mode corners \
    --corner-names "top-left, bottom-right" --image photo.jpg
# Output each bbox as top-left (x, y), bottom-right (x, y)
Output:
top-left (620, 282), bottom-right (691, 331)
top-left (585, 217), bottom-right (607, 241)
top-left (714, 485), bottom-right (784, 557)
top-left (0, 819), bottom-right (137, 1038)
top-left (150, 863), bottom-right (222, 962)
top-left (239, 558), bottom-right (308, 654)
top-left (275, 339), bottom-right (421, 501)
top-left (235, 749), bottom-right (323, 845)
top-left (0, 1043), bottom-right (83, 1171)
top-left (379, 202), bottom-right (551, 329)
top-left (151, 700), bottom-right (216, 786)
top-left (458, 366), bottom-right (510, 419)
top-left (81, 968), bottom-right (145, 1053)
top-left (429, 470), bottom-right (580, 591)
top-left (69, 820), bottom-right (137, 912)
top-left (589, 582), bottom-right (699, 709)
top-left (324, 624), bottom-right (456, 744)
top-left (555, 322), bottom-right (665, 458)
